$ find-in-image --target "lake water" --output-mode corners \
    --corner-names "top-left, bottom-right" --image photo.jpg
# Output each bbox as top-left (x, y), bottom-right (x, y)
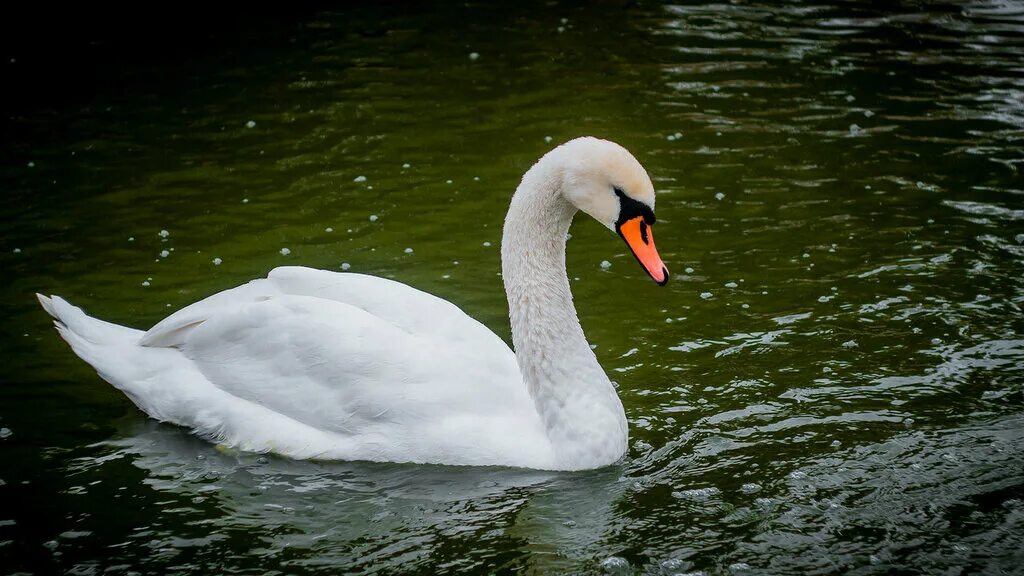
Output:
top-left (2, 2), bottom-right (1023, 574)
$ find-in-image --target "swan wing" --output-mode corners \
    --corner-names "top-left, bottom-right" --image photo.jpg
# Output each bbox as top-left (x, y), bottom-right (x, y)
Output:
top-left (135, 267), bottom-right (533, 447)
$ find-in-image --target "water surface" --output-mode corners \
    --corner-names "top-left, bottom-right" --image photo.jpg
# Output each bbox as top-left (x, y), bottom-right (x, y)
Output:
top-left (2, 2), bottom-right (1023, 574)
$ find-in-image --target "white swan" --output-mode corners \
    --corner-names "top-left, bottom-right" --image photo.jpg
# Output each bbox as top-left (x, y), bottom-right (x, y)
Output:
top-left (37, 137), bottom-right (669, 471)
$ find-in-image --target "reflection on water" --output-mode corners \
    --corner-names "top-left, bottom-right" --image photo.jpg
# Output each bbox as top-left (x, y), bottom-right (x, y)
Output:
top-left (2, 1), bottom-right (1023, 574)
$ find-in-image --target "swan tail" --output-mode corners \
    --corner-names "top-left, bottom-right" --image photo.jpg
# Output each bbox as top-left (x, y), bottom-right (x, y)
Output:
top-left (36, 293), bottom-right (152, 396)
top-left (36, 294), bottom-right (352, 460)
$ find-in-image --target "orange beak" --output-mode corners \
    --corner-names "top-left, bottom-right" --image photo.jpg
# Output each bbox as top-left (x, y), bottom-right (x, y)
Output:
top-left (617, 216), bottom-right (669, 286)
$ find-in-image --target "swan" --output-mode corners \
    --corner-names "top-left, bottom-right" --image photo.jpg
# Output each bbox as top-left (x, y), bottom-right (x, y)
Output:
top-left (37, 137), bottom-right (669, 471)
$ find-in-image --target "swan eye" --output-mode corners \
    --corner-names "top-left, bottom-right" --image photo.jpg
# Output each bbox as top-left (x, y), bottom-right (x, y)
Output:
top-left (613, 187), bottom-right (656, 227)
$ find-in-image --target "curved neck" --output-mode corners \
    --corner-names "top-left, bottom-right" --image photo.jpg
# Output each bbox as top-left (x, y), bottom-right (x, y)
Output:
top-left (501, 158), bottom-right (628, 470)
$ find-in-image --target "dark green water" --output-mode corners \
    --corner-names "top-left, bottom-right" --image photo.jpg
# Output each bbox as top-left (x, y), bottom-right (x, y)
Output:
top-left (2, 2), bottom-right (1023, 574)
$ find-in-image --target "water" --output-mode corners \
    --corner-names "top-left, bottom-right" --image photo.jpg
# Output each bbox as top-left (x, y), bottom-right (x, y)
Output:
top-left (2, 2), bottom-right (1023, 574)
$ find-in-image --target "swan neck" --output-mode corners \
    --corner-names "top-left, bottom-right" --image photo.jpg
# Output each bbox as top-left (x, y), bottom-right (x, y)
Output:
top-left (500, 158), bottom-right (628, 470)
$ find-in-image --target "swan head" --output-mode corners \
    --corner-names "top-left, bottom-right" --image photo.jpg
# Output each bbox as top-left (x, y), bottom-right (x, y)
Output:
top-left (554, 137), bottom-right (669, 286)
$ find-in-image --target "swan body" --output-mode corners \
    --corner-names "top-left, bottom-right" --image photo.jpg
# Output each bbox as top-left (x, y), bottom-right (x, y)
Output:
top-left (39, 137), bottom-right (668, 471)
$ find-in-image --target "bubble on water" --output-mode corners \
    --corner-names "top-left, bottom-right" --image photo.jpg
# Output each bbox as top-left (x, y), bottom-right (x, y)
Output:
top-left (442, 274), bottom-right (450, 279)
top-left (402, 163), bottom-right (411, 169)
top-left (141, 281), bottom-right (150, 287)
top-left (404, 247), bottom-right (413, 254)
top-left (159, 250), bottom-right (169, 258)
top-left (212, 258), bottom-right (222, 266)
top-left (842, 340), bottom-right (858, 348)
top-left (544, 136), bottom-right (553, 143)
top-left (446, 179), bottom-right (453, 184)
top-left (12, 248), bottom-right (21, 254)
top-left (864, 109), bottom-right (875, 117)
top-left (725, 281), bottom-right (737, 288)
top-left (741, 483), bottom-right (762, 494)
top-left (158, 230), bottom-right (170, 238)
top-left (818, 295), bottom-right (832, 303)
top-left (353, 175), bottom-right (367, 183)
top-left (741, 303), bottom-right (749, 309)
top-left (700, 292), bottom-right (713, 300)
top-left (600, 260), bottom-right (612, 270)
top-left (325, 227), bottom-right (333, 233)
top-left (341, 262), bottom-right (351, 271)
top-left (483, 241), bottom-right (492, 247)
top-left (245, 120), bottom-right (256, 128)
top-left (468, 52), bottom-right (480, 61)
top-left (369, 214), bottom-right (379, 222)
top-left (280, 248), bottom-right (291, 256)
top-left (715, 192), bottom-right (725, 200)
top-left (685, 267), bottom-right (695, 274)
top-left (242, 198), bottom-right (249, 203)
top-left (931, 338), bottom-right (942, 345)
top-left (831, 440), bottom-right (842, 447)
top-left (600, 556), bottom-right (630, 574)
top-left (0, 427), bottom-right (12, 439)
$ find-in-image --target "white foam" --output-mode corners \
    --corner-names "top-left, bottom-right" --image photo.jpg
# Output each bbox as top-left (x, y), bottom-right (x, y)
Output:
top-left (158, 230), bottom-right (170, 238)
top-left (404, 247), bottom-right (413, 254)
top-left (341, 262), bottom-right (351, 271)
top-left (600, 260), bottom-right (612, 269)
top-left (483, 241), bottom-right (491, 247)
top-left (159, 250), bottom-right (169, 258)
top-left (245, 120), bottom-right (256, 128)
top-left (353, 175), bottom-right (367, 183)
top-left (212, 258), bottom-right (222, 266)
top-left (700, 292), bottom-right (713, 300)
top-left (280, 248), bottom-right (291, 256)
top-left (369, 215), bottom-right (378, 222)
top-left (468, 52), bottom-right (480, 61)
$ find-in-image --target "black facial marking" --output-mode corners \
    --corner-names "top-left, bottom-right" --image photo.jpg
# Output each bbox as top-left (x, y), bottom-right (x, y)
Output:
top-left (640, 221), bottom-right (649, 245)
top-left (613, 187), bottom-right (656, 230)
